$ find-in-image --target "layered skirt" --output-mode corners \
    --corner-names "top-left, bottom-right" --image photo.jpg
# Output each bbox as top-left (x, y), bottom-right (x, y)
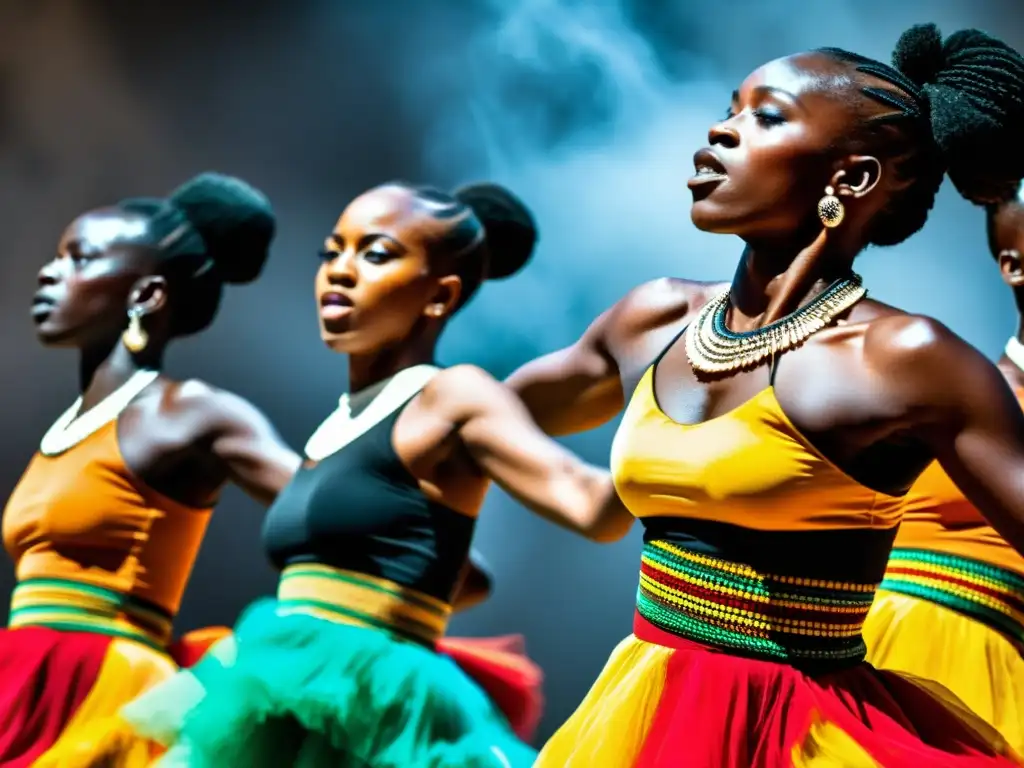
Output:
top-left (0, 578), bottom-right (222, 767)
top-left (864, 549), bottom-right (1024, 754)
top-left (535, 539), bottom-right (1022, 767)
top-left (41, 563), bottom-right (538, 767)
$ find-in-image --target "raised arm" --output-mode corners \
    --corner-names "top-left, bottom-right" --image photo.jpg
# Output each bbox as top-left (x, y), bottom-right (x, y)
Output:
top-left (190, 385), bottom-right (302, 506)
top-left (431, 366), bottom-right (633, 543)
top-left (504, 306), bottom-right (623, 437)
top-left (880, 317), bottom-right (1024, 553)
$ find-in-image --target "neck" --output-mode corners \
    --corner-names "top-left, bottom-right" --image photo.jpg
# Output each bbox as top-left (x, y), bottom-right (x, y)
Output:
top-left (727, 230), bottom-right (859, 331)
top-left (998, 315), bottom-right (1024, 390)
top-left (79, 341), bottom-right (162, 411)
top-left (347, 339), bottom-right (436, 395)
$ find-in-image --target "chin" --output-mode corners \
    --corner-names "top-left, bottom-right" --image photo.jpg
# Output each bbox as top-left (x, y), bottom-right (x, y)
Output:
top-left (690, 202), bottom-right (738, 234)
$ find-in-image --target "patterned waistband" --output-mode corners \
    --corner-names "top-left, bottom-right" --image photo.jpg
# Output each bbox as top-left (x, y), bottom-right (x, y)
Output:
top-left (636, 540), bottom-right (877, 665)
top-left (276, 563), bottom-right (452, 646)
top-left (881, 548), bottom-right (1024, 645)
top-left (8, 578), bottom-right (173, 650)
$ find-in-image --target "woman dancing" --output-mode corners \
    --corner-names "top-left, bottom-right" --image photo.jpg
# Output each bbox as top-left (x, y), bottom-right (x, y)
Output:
top-left (0, 172), bottom-right (300, 767)
top-left (506, 23), bottom-right (1024, 767)
top-left (862, 181), bottom-right (1024, 752)
top-left (57, 180), bottom-right (626, 767)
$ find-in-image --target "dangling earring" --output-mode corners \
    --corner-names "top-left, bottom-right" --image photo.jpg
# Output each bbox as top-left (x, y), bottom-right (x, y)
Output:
top-left (122, 306), bottom-right (148, 353)
top-left (817, 185), bottom-right (845, 228)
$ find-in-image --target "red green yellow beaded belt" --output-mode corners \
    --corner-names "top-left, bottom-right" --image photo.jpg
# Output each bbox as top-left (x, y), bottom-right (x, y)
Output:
top-left (881, 548), bottom-right (1024, 645)
top-left (636, 540), bottom-right (877, 663)
top-left (276, 563), bottom-right (452, 646)
top-left (8, 578), bottom-right (173, 651)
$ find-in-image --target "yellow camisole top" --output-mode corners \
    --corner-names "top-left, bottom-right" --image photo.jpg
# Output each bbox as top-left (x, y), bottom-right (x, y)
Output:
top-left (613, 363), bottom-right (905, 666)
top-left (2, 418), bottom-right (212, 647)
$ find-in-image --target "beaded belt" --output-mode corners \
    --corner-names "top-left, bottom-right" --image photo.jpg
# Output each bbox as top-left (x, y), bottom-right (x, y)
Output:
top-left (276, 563), bottom-right (452, 646)
top-left (636, 540), bottom-right (877, 664)
top-left (881, 548), bottom-right (1024, 646)
top-left (8, 578), bottom-right (173, 651)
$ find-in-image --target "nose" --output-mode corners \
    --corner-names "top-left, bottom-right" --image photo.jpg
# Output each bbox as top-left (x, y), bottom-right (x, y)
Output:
top-left (708, 118), bottom-right (739, 149)
top-left (323, 249), bottom-right (357, 288)
top-left (37, 258), bottom-right (62, 288)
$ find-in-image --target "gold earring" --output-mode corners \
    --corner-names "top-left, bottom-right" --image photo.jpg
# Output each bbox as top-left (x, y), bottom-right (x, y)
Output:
top-left (817, 185), bottom-right (845, 228)
top-left (122, 307), bottom-right (148, 353)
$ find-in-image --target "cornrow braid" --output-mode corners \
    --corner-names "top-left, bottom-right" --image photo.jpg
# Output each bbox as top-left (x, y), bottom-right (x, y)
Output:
top-left (386, 181), bottom-right (537, 313)
top-left (816, 24), bottom-right (1024, 247)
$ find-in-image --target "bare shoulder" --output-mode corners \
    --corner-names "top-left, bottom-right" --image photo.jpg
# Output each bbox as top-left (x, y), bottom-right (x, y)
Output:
top-left (421, 365), bottom-right (512, 419)
top-left (860, 310), bottom-right (998, 406)
top-left (602, 277), bottom-right (726, 348)
top-left (152, 378), bottom-right (268, 434)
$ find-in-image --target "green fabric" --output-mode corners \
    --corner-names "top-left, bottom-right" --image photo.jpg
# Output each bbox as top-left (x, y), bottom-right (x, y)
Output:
top-left (126, 599), bottom-right (534, 767)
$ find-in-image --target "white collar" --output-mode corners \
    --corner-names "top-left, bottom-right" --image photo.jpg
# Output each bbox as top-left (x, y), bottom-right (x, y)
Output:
top-left (39, 369), bottom-right (160, 456)
top-left (303, 364), bottom-right (441, 461)
top-left (1006, 337), bottom-right (1024, 374)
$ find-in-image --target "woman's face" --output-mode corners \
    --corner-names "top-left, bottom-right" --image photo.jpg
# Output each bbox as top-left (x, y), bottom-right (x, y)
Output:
top-left (689, 53), bottom-right (862, 243)
top-left (315, 186), bottom-right (457, 355)
top-left (33, 209), bottom-right (154, 348)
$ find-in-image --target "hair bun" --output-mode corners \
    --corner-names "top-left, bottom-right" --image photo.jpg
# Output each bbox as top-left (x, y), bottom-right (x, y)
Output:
top-left (893, 25), bottom-right (1024, 205)
top-left (169, 172), bottom-right (275, 284)
top-left (892, 24), bottom-right (946, 89)
top-left (454, 183), bottom-right (538, 280)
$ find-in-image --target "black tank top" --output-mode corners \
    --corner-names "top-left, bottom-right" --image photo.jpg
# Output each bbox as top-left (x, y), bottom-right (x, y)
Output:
top-left (261, 395), bottom-right (476, 603)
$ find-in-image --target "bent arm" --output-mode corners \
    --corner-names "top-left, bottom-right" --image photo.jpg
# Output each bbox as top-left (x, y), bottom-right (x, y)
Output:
top-left (442, 367), bottom-right (633, 543)
top-left (202, 390), bottom-right (302, 506)
top-left (452, 551), bottom-right (494, 612)
top-left (505, 308), bottom-right (623, 436)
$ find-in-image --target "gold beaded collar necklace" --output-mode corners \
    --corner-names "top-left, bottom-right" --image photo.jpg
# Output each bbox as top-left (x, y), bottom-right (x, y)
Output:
top-left (685, 273), bottom-right (867, 375)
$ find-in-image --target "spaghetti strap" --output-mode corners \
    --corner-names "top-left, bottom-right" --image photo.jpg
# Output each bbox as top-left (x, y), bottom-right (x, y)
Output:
top-left (769, 352), bottom-right (779, 386)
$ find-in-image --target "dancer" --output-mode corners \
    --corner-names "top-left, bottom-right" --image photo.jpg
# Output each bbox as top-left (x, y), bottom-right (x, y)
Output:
top-left (52, 180), bottom-right (625, 767)
top-left (862, 181), bottom-right (1024, 752)
top-left (507, 24), bottom-right (1024, 767)
top-left (0, 172), bottom-right (299, 767)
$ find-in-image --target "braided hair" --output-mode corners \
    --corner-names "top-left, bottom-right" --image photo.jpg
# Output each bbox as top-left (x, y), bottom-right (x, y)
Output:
top-left (118, 172), bottom-right (275, 336)
top-left (387, 181), bottom-right (538, 312)
top-left (816, 24), bottom-right (1024, 247)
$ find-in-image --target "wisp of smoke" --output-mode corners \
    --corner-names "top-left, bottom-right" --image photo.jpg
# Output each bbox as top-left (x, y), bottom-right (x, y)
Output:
top-left (420, 0), bottom-right (1012, 373)
top-left (421, 0), bottom-right (735, 373)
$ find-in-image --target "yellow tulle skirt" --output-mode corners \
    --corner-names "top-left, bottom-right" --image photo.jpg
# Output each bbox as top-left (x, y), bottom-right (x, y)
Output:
top-left (864, 589), bottom-right (1024, 754)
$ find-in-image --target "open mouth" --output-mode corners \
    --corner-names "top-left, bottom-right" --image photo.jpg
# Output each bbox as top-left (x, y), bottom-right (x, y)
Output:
top-left (31, 295), bottom-right (55, 320)
top-left (690, 148), bottom-right (728, 184)
top-left (319, 292), bottom-right (353, 321)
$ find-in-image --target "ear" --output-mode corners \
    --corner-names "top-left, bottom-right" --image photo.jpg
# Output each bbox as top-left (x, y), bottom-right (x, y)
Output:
top-left (126, 275), bottom-right (168, 316)
top-left (830, 156), bottom-right (882, 199)
top-left (998, 249), bottom-right (1024, 288)
top-left (423, 274), bottom-right (462, 321)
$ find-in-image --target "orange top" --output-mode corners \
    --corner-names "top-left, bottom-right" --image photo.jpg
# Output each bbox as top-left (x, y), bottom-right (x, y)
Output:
top-left (3, 419), bottom-right (212, 616)
top-left (892, 389), bottom-right (1024, 578)
top-left (611, 366), bottom-right (905, 532)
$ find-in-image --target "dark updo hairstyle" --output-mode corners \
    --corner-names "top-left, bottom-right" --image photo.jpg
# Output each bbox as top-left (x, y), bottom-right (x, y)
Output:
top-left (390, 181), bottom-right (538, 312)
top-left (816, 24), bottom-right (1024, 247)
top-left (985, 179), bottom-right (1024, 257)
top-left (118, 172), bottom-right (275, 337)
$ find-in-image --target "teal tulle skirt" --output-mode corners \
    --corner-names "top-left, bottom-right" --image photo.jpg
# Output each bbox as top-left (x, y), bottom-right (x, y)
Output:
top-left (123, 599), bottom-right (536, 767)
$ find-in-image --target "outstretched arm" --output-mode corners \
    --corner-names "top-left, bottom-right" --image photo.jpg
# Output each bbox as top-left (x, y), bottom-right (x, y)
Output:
top-left (504, 307), bottom-right (623, 437)
top-left (880, 317), bottom-right (1024, 553)
top-left (195, 387), bottom-right (302, 506)
top-left (433, 366), bottom-right (633, 543)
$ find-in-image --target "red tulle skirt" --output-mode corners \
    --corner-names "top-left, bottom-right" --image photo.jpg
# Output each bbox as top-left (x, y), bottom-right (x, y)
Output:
top-left (0, 625), bottom-right (226, 767)
top-left (438, 634), bottom-right (545, 741)
top-left (534, 613), bottom-right (1022, 767)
